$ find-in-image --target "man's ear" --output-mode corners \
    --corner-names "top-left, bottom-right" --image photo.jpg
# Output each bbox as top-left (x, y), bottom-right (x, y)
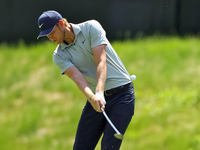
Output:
top-left (59, 20), bottom-right (64, 26)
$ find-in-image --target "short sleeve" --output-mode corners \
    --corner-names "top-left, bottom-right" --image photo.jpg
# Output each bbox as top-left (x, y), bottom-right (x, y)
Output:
top-left (89, 20), bottom-right (108, 48)
top-left (53, 52), bottom-right (74, 75)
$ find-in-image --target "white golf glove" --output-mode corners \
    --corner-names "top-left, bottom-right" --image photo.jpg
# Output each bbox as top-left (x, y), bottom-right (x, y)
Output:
top-left (95, 92), bottom-right (106, 105)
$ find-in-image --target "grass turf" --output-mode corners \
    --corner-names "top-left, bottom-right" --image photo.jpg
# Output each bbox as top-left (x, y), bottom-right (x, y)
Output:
top-left (0, 36), bottom-right (200, 150)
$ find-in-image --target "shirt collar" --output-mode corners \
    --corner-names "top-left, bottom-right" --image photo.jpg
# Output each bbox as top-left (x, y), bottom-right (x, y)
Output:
top-left (60, 23), bottom-right (81, 50)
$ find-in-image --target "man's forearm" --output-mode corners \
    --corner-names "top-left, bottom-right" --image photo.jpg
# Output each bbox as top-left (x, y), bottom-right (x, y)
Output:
top-left (64, 66), bottom-right (94, 100)
top-left (92, 44), bottom-right (107, 93)
top-left (72, 76), bottom-right (95, 100)
top-left (95, 61), bottom-right (107, 93)
top-left (71, 73), bottom-right (105, 111)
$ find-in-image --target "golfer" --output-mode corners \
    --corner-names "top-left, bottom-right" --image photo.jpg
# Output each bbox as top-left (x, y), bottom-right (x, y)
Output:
top-left (37, 10), bottom-right (135, 150)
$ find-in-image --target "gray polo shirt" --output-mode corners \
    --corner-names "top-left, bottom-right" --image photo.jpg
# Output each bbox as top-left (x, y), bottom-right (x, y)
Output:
top-left (53, 20), bottom-right (131, 92)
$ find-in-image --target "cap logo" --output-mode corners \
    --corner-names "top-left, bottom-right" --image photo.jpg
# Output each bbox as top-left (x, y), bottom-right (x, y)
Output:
top-left (39, 23), bottom-right (44, 29)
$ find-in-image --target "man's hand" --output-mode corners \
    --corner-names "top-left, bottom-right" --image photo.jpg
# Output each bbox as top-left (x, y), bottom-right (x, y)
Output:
top-left (89, 93), bottom-right (106, 112)
top-left (95, 92), bottom-right (106, 105)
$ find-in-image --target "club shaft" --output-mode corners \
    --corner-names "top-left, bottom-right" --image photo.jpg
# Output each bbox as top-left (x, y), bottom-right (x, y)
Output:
top-left (101, 108), bottom-right (120, 134)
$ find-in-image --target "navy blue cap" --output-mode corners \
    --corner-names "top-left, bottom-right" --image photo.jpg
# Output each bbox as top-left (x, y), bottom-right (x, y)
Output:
top-left (37, 10), bottom-right (62, 39)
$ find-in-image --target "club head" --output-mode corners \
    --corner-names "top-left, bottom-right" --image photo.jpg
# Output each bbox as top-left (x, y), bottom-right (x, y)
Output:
top-left (114, 133), bottom-right (124, 140)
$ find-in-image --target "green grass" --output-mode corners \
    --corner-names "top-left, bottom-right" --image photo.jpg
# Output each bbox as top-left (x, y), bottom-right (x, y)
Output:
top-left (0, 36), bottom-right (200, 150)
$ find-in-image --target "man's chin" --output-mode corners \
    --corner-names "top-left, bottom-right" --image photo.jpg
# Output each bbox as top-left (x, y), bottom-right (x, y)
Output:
top-left (56, 41), bottom-right (62, 45)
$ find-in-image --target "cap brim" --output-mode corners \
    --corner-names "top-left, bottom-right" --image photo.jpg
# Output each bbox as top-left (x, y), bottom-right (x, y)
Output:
top-left (37, 26), bottom-right (54, 39)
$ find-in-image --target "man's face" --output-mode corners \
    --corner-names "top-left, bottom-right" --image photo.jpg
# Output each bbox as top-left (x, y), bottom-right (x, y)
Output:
top-left (47, 24), bottom-right (64, 44)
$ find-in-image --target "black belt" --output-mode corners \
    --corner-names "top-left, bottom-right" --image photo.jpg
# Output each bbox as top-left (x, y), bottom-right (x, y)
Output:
top-left (104, 85), bottom-right (125, 96)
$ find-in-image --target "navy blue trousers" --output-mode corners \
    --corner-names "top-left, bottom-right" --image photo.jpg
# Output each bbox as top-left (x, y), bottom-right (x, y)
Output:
top-left (73, 82), bottom-right (135, 150)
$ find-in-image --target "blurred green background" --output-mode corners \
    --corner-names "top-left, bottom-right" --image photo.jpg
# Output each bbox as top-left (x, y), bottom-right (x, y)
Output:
top-left (0, 36), bottom-right (200, 150)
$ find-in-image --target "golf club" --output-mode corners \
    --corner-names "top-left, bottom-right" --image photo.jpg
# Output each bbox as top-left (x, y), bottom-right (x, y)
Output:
top-left (99, 75), bottom-right (136, 140)
top-left (101, 107), bottom-right (124, 140)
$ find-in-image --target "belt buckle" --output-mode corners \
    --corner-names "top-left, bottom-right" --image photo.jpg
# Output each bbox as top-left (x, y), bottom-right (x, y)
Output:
top-left (104, 91), bottom-right (113, 96)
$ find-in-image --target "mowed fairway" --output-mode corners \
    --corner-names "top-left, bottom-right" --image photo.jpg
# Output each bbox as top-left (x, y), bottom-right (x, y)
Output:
top-left (0, 36), bottom-right (200, 150)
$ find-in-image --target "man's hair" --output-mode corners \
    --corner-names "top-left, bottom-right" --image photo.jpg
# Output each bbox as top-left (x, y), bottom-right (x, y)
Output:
top-left (56, 18), bottom-right (69, 28)
top-left (62, 18), bottom-right (69, 26)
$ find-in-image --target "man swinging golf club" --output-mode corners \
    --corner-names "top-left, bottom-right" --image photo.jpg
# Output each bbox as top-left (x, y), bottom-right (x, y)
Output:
top-left (37, 10), bottom-right (135, 150)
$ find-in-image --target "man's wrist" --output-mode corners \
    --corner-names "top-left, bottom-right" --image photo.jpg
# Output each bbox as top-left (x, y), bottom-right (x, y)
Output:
top-left (89, 94), bottom-right (95, 101)
top-left (95, 92), bottom-right (104, 96)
